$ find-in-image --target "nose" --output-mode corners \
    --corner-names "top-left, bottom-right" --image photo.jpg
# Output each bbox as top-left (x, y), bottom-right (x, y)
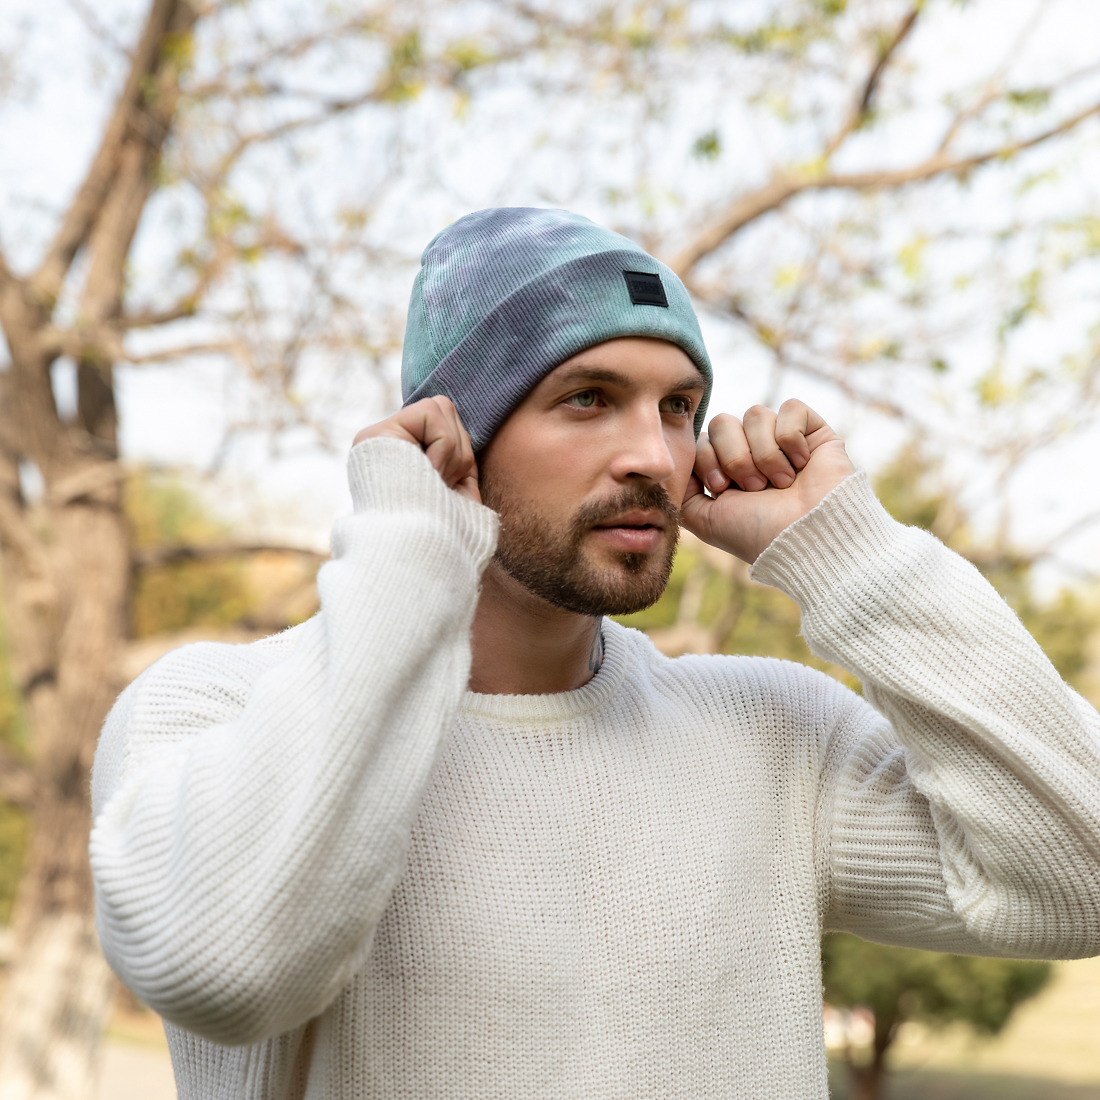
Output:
top-left (607, 403), bottom-right (676, 485)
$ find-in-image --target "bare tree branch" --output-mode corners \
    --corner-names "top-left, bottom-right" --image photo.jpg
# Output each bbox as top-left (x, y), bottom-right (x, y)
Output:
top-left (122, 295), bottom-right (207, 330)
top-left (671, 97), bottom-right (1100, 277)
top-left (37, 322), bottom-right (242, 367)
top-left (123, 341), bottom-right (239, 365)
top-left (823, 4), bottom-right (922, 159)
top-left (0, 378), bottom-right (50, 577)
top-left (48, 463), bottom-right (127, 508)
top-left (37, 324), bottom-right (125, 363)
top-left (0, 245), bottom-right (16, 290)
top-left (27, 0), bottom-right (192, 310)
top-left (183, 14), bottom-right (391, 100)
top-left (133, 542), bottom-right (327, 568)
top-left (65, 0), bottom-right (132, 59)
top-left (1031, 510), bottom-right (1100, 560)
top-left (781, 355), bottom-right (909, 421)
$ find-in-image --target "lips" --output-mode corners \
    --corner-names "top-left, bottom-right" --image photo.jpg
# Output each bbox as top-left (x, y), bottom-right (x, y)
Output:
top-left (590, 510), bottom-right (667, 554)
top-left (594, 509), bottom-right (666, 530)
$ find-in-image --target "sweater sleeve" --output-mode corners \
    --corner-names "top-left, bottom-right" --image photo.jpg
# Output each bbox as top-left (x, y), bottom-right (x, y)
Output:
top-left (89, 437), bottom-right (498, 1045)
top-left (750, 471), bottom-right (1100, 960)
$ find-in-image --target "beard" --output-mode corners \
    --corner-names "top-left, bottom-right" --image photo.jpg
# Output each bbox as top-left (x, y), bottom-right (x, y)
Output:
top-left (479, 472), bottom-right (681, 616)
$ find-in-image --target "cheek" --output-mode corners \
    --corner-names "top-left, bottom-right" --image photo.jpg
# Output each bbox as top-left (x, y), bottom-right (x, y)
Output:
top-left (669, 433), bottom-right (699, 496)
top-left (524, 442), bottom-right (601, 508)
top-left (504, 421), bottom-right (605, 487)
top-left (482, 422), bottom-right (596, 516)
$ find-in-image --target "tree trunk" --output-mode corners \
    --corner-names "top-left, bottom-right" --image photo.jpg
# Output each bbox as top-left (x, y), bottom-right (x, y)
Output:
top-left (0, 2), bottom-right (198, 1093)
top-left (0, 915), bottom-right (115, 1100)
top-left (845, 1013), bottom-right (896, 1100)
top-left (848, 1060), bottom-right (886, 1100)
top-left (0, 366), bottom-right (133, 1096)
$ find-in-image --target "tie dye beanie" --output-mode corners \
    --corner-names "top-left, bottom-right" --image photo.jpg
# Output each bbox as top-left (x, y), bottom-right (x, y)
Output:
top-left (400, 207), bottom-right (712, 451)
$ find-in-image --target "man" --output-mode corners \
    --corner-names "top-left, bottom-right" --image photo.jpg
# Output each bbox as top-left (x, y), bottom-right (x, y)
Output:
top-left (90, 208), bottom-right (1100, 1099)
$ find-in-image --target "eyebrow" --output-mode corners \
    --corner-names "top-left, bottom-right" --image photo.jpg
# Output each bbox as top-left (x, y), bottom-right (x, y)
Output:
top-left (552, 365), bottom-right (707, 392)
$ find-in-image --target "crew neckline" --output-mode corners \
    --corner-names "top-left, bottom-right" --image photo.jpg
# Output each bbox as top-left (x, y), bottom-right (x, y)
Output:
top-left (459, 618), bottom-right (633, 724)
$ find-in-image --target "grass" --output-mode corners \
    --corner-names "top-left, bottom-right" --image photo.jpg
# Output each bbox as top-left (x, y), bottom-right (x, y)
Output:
top-left (828, 956), bottom-right (1100, 1099)
top-left (887, 956), bottom-right (1100, 1086)
top-left (828, 1062), bottom-right (1100, 1099)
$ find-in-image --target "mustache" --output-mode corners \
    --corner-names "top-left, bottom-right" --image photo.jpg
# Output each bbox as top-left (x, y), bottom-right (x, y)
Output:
top-left (570, 483), bottom-right (680, 538)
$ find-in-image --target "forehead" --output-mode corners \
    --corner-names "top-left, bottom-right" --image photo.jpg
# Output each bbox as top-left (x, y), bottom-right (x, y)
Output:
top-left (538, 337), bottom-right (705, 392)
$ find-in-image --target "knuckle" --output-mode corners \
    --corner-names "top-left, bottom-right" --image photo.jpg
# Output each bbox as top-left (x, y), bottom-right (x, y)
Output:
top-left (720, 452), bottom-right (756, 476)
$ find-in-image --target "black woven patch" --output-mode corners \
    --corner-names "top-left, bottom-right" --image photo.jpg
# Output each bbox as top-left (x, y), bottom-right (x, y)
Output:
top-left (623, 270), bottom-right (669, 307)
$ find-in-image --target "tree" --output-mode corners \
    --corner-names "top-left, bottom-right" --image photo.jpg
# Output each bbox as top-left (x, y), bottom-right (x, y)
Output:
top-left (0, 1), bottom-right (522, 1094)
top-left (821, 933), bottom-right (1052, 1100)
top-left (3, 1), bottom-right (1100, 1096)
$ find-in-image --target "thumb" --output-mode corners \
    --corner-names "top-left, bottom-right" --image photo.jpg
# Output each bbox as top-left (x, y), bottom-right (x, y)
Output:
top-left (453, 473), bottom-right (482, 505)
top-left (680, 475), bottom-right (718, 542)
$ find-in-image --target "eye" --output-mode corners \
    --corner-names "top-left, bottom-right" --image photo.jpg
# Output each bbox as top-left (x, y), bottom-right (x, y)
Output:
top-left (662, 395), bottom-right (693, 416)
top-left (565, 390), bottom-right (599, 408)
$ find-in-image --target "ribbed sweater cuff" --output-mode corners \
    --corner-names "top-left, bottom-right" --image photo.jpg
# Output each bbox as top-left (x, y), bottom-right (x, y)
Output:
top-left (345, 437), bottom-right (499, 567)
top-left (748, 470), bottom-right (900, 610)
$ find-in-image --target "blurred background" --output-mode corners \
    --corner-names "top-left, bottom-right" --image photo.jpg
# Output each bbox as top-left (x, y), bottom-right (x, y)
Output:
top-left (0, 0), bottom-right (1098, 1097)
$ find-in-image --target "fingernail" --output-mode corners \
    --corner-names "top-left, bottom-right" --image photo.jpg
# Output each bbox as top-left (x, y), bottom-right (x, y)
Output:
top-left (791, 453), bottom-right (807, 469)
top-left (745, 476), bottom-right (766, 491)
top-left (773, 472), bottom-right (794, 487)
top-left (706, 472), bottom-right (727, 494)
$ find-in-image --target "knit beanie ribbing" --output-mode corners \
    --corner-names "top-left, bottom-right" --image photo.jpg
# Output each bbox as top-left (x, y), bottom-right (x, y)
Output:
top-left (401, 207), bottom-right (712, 450)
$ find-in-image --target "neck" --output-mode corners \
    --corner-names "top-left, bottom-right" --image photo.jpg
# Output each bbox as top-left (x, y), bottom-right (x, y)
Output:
top-left (468, 561), bottom-right (604, 695)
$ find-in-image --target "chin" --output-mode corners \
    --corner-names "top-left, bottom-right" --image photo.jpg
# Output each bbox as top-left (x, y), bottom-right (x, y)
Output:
top-left (556, 548), bottom-right (674, 617)
top-left (494, 515), bottom-right (679, 618)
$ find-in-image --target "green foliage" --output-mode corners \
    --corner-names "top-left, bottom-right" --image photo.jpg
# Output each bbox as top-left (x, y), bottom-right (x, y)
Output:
top-left (1072, 214), bottom-right (1100, 256)
top-left (997, 268), bottom-right (1044, 343)
top-left (382, 30), bottom-right (425, 102)
top-left (0, 606), bottom-right (24, 756)
top-left (1006, 88), bottom-right (1052, 114)
top-left (823, 932), bottom-right (1052, 1039)
top-left (719, 0), bottom-right (847, 56)
top-left (0, 802), bottom-right (27, 925)
top-left (897, 236), bottom-right (928, 281)
top-left (692, 129), bottom-right (721, 160)
top-left (444, 40), bottom-right (493, 74)
top-left (872, 442), bottom-right (953, 534)
top-left (127, 470), bottom-right (253, 639)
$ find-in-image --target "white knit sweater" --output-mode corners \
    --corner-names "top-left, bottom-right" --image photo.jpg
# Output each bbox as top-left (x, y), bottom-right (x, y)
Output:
top-left (90, 438), bottom-right (1100, 1100)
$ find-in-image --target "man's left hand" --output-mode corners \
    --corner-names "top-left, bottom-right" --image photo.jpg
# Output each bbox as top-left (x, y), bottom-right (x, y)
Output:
top-left (680, 400), bottom-right (856, 564)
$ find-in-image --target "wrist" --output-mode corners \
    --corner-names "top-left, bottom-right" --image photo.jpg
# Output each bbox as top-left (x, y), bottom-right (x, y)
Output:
top-left (342, 437), bottom-right (498, 568)
top-left (748, 470), bottom-right (895, 605)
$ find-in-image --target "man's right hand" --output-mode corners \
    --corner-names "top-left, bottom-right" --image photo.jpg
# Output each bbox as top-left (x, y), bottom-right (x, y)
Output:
top-left (352, 396), bottom-right (481, 503)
